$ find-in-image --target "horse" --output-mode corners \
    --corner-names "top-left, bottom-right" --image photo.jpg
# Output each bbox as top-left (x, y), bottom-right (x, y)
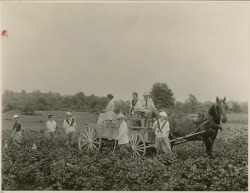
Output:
top-left (168, 97), bottom-right (228, 157)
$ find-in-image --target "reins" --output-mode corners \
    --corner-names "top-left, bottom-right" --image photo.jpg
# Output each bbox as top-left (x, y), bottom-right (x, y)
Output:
top-left (168, 107), bottom-right (223, 140)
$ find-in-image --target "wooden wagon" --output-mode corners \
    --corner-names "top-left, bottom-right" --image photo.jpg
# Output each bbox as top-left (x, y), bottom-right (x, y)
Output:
top-left (78, 112), bottom-right (206, 156)
top-left (78, 113), bottom-right (158, 156)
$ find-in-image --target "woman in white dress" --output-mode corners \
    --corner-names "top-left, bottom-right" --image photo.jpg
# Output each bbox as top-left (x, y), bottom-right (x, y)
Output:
top-left (104, 94), bottom-right (115, 125)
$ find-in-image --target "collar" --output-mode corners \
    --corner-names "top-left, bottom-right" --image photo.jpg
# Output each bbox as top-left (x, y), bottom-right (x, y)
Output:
top-left (158, 119), bottom-right (166, 124)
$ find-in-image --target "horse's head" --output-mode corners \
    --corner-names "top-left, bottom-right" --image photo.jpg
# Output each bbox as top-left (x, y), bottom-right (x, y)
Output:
top-left (215, 97), bottom-right (228, 123)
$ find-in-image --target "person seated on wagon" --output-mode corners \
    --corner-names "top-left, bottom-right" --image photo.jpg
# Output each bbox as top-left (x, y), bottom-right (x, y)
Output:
top-left (152, 111), bottom-right (173, 155)
top-left (129, 92), bottom-right (142, 126)
top-left (103, 94), bottom-right (115, 125)
top-left (116, 114), bottom-right (130, 153)
top-left (140, 91), bottom-right (157, 117)
top-left (129, 92), bottom-right (142, 117)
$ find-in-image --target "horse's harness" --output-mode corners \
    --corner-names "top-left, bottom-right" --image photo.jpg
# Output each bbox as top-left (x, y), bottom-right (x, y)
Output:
top-left (168, 111), bottom-right (223, 139)
top-left (194, 112), bottom-right (223, 131)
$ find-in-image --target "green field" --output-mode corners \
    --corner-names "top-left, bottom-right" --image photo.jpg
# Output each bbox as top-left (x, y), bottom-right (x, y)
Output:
top-left (2, 111), bottom-right (248, 191)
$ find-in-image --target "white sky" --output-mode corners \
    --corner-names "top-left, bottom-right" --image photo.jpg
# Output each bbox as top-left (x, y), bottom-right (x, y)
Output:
top-left (1, 2), bottom-right (249, 102)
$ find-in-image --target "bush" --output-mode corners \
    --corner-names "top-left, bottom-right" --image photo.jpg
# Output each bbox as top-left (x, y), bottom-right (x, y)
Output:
top-left (21, 104), bottom-right (35, 115)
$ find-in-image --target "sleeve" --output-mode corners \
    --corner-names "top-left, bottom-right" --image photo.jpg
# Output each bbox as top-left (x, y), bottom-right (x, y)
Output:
top-left (135, 101), bottom-right (142, 111)
top-left (152, 121), bottom-right (157, 131)
top-left (165, 121), bottom-right (170, 131)
top-left (46, 121), bottom-right (49, 128)
top-left (104, 101), bottom-right (112, 112)
top-left (74, 119), bottom-right (77, 127)
top-left (63, 120), bottom-right (67, 130)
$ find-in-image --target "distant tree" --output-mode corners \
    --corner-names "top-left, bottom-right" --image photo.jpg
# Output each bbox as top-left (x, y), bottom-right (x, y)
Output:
top-left (241, 101), bottom-right (248, 113)
top-left (231, 101), bottom-right (241, 113)
top-left (36, 97), bottom-right (49, 111)
top-left (202, 101), bottom-right (214, 110)
top-left (175, 101), bottom-right (189, 113)
top-left (151, 82), bottom-right (175, 109)
top-left (21, 89), bottom-right (26, 94)
top-left (114, 100), bottom-right (130, 114)
top-left (185, 94), bottom-right (198, 113)
top-left (22, 102), bottom-right (35, 115)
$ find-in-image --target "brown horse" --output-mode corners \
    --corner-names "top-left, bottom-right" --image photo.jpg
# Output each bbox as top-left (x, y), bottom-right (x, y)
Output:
top-left (169, 97), bottom-right (228, 157)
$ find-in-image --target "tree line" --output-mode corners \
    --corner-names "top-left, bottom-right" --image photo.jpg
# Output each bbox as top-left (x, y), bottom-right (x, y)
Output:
top-left (2, 83), bottom-right (248, 115)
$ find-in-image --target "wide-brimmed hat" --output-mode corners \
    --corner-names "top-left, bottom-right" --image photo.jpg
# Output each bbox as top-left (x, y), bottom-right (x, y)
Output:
top-left (13, 114), bottom-right (19, 119)
top-left (66, 112), bottom-right (72, 116)
top-left (143, 91), bottom-right (150, 96)
top-left (159, 111), bottom-right (167, 118)
top-left (116, 114), bottom-right (125, 119)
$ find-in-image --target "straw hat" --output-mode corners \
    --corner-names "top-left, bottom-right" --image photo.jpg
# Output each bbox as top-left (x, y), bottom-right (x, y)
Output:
top-left (143, 91), bottom-right (150, 96)
top-left (66, 112), bottom-right (72, 116)
top-left (13, 115), bottom-right (19, 119)
top-left (159, 111), bottom-right (167, 118)
top-left (116, 114), bottom-right (125, 119)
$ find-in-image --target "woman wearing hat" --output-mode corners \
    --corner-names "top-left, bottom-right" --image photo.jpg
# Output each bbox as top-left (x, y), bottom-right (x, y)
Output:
top-left (115, 114), bottom-right (129, 153)
top-left (103, 94), bottom-right (115, 125)
top-left (152, 111), bottom-right (172, 155)
top-left (45, 114), bottom-right (57, 142)
top-left (12, 115), bottom-right (22, 145)
top-left (63, 112), bottom-right (78, 146)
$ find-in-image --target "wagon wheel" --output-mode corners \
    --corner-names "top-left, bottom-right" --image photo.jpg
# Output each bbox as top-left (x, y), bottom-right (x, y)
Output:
top-left (79, 125), bottom-right (102, 150)
top-left (129, 132), bottom-right (146, 157)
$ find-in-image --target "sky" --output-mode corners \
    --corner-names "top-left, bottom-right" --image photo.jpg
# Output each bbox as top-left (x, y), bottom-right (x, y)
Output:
top-left (1, 1), bottom-right (249, 102)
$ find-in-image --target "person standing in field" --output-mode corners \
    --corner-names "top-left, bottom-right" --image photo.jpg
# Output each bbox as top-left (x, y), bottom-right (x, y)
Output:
top-left (45, 114), bottom-right (57, 142)
top-left (103, 94), bottom-right (115, 125)
top-left (116, 114), bottom-right (130, 153)
top-left (63, 112), bottom-right (77, 147)
top-left (12, 114), bottom-right (22, 145)
top-left (152, 111), bottom-right (173, 155)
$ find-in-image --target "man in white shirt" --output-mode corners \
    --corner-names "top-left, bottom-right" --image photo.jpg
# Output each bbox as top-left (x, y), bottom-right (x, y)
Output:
top-left (140, 91), bottom-right (157, 117)
top-left (116, 114), bottom-right (129, 153)
top-left (46, 114), bottom-right (57, 142)
top-left (63, 112), bottom-right (77, 146)
top-left (152, 111), bottom-right (172, 155)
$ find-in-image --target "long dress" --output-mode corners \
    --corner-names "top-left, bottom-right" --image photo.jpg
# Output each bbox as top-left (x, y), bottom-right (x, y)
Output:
top-left (104, 99), bottom-right (114, 121)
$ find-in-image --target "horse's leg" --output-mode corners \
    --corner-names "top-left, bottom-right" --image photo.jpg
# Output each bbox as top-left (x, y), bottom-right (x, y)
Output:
top-left (206, 129), bottom-right (218, 157)
top-left (209, 130), bottom-right (218, 157)
top-left (204, 137), bottom-right (213, 157)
